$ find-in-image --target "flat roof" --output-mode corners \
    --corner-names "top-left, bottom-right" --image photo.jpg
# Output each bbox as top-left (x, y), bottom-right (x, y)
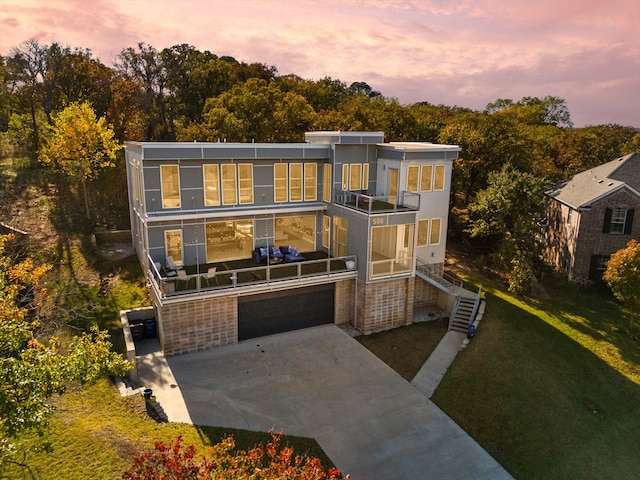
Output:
top-left (378, 142), bottom-right (461, 152)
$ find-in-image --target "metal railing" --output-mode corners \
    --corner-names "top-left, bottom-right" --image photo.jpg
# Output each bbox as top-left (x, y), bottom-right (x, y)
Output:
top-left (148, 254), bottom-right (357, 299)
top-left (335, 191), bottom-right (420, 214)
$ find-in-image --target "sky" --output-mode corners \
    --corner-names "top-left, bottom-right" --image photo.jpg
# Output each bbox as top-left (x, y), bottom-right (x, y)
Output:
top-left (1, 0), bottom-right (639, 128)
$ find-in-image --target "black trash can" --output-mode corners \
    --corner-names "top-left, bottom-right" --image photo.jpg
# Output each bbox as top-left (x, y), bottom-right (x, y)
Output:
top-left (130, 322), bottom-right (145, 341)
top-left (143, 318), bottom-right (157, 339)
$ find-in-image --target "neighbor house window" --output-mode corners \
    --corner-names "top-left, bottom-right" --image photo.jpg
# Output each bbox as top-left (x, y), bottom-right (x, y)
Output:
top-left (203, 164), bottom-right (220, 206)
top-left (305, 163), bottom-right (317, 201)
top-left (164, 229), bottom-right (183, 265)
top-left (603, 207), bottom-right (634, 234)
top-left (221, 164), bottom-right (237, 205)
top-left (417, 219), bottom-right (429, 247)
top-left (420, 165), bottom-right (433, 191)
top-left (160, 165), bottom-right (180, 208)
top-left (433, 165), bottom-right (445, 191)
top-left (323, 163), bottom-right (332, 202)
top-left (238, 164), bottom-right (254, 204)
top-left (407, 165), bottom-right (419, 192)
top-left (274, 163), bottom-right (288, 202)
top-left (430, 218), bottom-right (442, 245)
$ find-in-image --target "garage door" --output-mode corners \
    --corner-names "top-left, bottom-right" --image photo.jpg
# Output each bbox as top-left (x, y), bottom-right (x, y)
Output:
top-left (238, 284), bottom-right (334, 341)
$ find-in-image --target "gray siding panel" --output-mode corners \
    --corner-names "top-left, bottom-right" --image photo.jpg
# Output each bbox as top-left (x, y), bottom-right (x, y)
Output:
top-left (144, 147), bottom-right (203, 159)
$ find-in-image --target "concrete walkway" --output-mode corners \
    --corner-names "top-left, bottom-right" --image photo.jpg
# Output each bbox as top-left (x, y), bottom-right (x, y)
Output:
top-left (135, 325), bottom-right (511, 479)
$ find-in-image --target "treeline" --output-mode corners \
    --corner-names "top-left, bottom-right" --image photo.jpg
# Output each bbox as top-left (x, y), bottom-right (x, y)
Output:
top-left (1, 40), bottom-right (638, 223)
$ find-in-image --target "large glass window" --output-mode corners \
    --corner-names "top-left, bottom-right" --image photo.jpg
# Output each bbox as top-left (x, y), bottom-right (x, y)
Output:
top-left (203, 164), bottom-right (220, 206)
top-left (417, 219), bottom-right (429, 247)
top-left (333, 216), bottom-right (348, 257)
top-left (434, 165), bottom-right (445, 190)
top-left (221, 164), bottom-right (237, 205)
top-left (238, 164), bottom-right (253, 204)
top-left (342, 164), bottom-right (349, 191)
top-left (420, 165), bottom-right (432, 191)
top-left (407, 165), bottom-right (419, 192)
top-left (323, 163), bottom-right (332, 202)
top-left (290, 163), bottom-right (303, 202)
top-left (370, 224), bottom-right (414, 277)
top-left (350, 164), bottom-right (362, 190)
top-left (322, 215), bottom-right (330, 249)
top-left (275, 215), bottom-right (315, 252)
top-left (205, 220), bottom-right (254, 262)
top-left (274, 163), bottom-right (288, 202)
top-left (304, 163), bottom-right (317, 201)
top-left (160, 165), bottom-right (180, 208)
top-left (363, 164), bottom-right (369, 191)
top-left (430, 218), bottom-right (442, 245)
top-left (164, 229), bottom-right (183, 265)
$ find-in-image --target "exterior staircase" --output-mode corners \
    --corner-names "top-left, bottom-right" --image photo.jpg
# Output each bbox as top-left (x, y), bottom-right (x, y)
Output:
top-left (448, 294), bottom-right (482, 333)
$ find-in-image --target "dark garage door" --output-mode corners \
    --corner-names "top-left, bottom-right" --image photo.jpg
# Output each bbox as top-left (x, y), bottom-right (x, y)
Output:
top-left (238, 284), bottom-right (334, 341)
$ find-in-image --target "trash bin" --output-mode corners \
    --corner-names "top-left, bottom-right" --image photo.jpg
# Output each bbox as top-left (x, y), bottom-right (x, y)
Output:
top-left (130, 322), bottom-right (145, 341)
top-left (143, 388), bottom-right (153, 399)
top-left (143, 318), bottom-right (157, 339)
top-left (467, 324), bottom-right (476, 339)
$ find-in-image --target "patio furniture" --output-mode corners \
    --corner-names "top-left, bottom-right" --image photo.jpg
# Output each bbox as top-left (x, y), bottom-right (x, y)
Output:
top-left (176, 269), bottom-right (190, 289)
top-left (166, 256), bottom-right (182, 276)
top-left (279, 245), bottom-right (305, 262)
top-left (205, 266), bottom-right (218, 286)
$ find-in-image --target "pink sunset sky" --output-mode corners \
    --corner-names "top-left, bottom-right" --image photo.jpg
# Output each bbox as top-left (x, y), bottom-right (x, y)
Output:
top-left (1, 0), bottom-right (639, 128)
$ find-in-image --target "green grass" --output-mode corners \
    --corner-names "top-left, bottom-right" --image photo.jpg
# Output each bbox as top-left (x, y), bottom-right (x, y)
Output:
top-left (3, 379), bottom-right (334, 479)
top-left (429, 272), bottom-right (640, 479)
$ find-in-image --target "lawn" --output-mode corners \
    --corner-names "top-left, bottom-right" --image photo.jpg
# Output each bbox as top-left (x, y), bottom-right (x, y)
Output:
top-left (429, 272), bottom-right (640, 479)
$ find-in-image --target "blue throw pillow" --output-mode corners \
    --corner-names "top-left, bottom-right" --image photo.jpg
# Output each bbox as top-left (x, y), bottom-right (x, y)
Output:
top-left (290, 247), bottom-right (299, 256)
top-left (271, 247), bottom-right (280, 256)
top-left (260, 247), bottom-right (268, 257)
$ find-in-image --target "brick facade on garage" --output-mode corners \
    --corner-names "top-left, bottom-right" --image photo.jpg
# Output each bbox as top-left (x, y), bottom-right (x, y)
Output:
top-left (355, 277), bottom-right (414, 334)
top-left (334, 279), bottom-right (356, 325)
top-left (159, 296), bottom-right (238, 356)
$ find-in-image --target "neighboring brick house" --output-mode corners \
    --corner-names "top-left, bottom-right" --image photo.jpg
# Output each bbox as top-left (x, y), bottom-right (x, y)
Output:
top-left (544, 152), bottom-right (640, 283)
top-left (125, 131), bottom-right (461, 355)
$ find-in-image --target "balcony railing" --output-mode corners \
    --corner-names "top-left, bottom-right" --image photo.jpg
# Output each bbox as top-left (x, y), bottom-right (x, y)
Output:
top-left (335, 191), bottom-right (420, 214)
top-left (147, 253), bottom-right (357, 300)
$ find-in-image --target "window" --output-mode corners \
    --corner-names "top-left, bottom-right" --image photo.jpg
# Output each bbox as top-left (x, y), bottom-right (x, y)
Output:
top-left (221, 164), bottom-right (237, 205)
top-left (434, 165), bottom-right (445, 190)
top-left (274, 163), bottom-right (288, 202)
top-left (430, 218), bottom-right (441, 245)
top-left (164, 230), bottom-right (183, 265)
top-left (370, 224), bottom-right (414, 277)
top-left (289, 163), bottom-right (303, 202)
top-left (333, 216), bottom-right (348, 257)
top-left (603, 207), bottom-right (634, 234)
top-left (305, 163), bottom-right (317, 201)
top-left (205, 221), bottom-right (254, 262)
top-left (417, 219), bottom-right (429, 247)
top-left (238, 164), bottom-right (253, 204)
top-left (589, 254), bottom-right (611, 281)
top-left (342, 164), bottom-right (349, 191)
top-left (160, 165), bottom-right (180, 208)
top-left (322, 215), bottom-right (330, 249)
top-left (420, 165), bottom-right (432, 191)
top-left (275, 215), bottom-right (316, 252)
top-left (350, 164), bottom-right (362, 190)
top-left (407, 165), bottom-right (419, 192)
top-left (323, 164), bottom-right (332, 202)
top-left (203, 164), bottom-right (220, 206)
top-left (363, 164), bottom-right (369, 191)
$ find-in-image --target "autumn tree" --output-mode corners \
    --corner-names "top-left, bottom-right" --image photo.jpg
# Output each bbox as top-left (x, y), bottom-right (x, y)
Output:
top-left (0, 235), bottom-right (130, 475)
top-left (603, 240), bottom-right (640, 330)
top-left (39, 101), bottom-right (121, 220)
top-left (123, 432), bottom-right (345, 480)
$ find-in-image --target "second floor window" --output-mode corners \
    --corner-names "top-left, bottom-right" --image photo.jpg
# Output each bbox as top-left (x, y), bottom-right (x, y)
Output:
top-left (160, 165), bottom-right (180, 208)
top-left (603, 207), bottom-right (634, 234)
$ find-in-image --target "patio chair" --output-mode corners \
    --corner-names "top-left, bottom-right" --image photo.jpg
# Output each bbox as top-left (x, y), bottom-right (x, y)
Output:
top-left (205, 266), bottom-right (218, 286)
top-left (176, 269), bottom-right (190, 289)
top-left (166, 256), bottom-right (182, 275)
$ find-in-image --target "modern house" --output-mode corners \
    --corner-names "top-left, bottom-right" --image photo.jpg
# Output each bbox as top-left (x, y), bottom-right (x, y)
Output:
top-left (125, 131), bottom-right (473, 356)
top-left (543, 152), bottom-right (640, 283)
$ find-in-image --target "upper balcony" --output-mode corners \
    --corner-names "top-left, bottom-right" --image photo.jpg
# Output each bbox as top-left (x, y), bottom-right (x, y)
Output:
top-left (147, 251), bottom-right (357, 303)
top-left (334, 191), bottom-right (420, 214)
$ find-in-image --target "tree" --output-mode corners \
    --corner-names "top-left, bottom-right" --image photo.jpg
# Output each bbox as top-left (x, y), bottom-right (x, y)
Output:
top-left (603, 240), bottom-right (640, 330)
top-left (486, 96), bottom-right (572, 128)
top-left (39, 102), bottom-right (121, 220)
top-left (466, 163), bottom-right (547, 294)
top-left (0, 234), bottom-right (130, 474)
top-left (123, 432), bottom-right (345, 480)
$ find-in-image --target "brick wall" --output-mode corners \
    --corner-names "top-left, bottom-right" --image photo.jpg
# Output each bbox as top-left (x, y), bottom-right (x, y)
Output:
top-left (159, 296), bottom-right (238, 356)
top-left (413, 276), bottom-right (439, 307)
top-left (334, 279), bottom-right (356, 325)
top-left (354, 277), bottom-right (414, 335)
top-left (572, 189), bottom-right (640, 282)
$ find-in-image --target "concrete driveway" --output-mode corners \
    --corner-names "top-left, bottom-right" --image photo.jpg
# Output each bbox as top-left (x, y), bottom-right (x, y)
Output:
top-left (136, 324), bottom-right (512, 479)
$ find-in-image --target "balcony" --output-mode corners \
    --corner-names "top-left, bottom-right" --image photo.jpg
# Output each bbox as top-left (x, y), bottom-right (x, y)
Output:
top-left (335, 191), bottom-right (420, 214)
top-left (147, 251), bottom-right (357, 302)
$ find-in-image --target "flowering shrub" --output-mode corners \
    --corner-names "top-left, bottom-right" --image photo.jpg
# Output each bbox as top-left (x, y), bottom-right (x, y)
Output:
top-left (123, 431), bottom-right (346, 479)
